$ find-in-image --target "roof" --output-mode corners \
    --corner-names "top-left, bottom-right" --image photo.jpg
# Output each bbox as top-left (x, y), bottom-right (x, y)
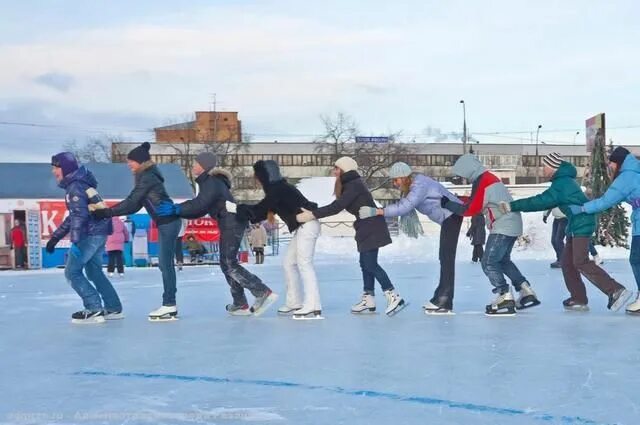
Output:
top-left (112, 141), bottom-right (640, 157)
top-left (154, 121), bottom-right (196, 131)
top-left (0, 163), bottom-right (194, 200)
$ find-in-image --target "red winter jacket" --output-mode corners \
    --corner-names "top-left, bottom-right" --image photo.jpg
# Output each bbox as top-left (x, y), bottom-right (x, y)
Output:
top-left (11, 226), bottom-right (25, 248)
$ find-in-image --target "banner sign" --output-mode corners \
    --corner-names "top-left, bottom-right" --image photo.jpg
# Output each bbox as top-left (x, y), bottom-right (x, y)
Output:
top-left (585, 113), bottom-right (605, 153)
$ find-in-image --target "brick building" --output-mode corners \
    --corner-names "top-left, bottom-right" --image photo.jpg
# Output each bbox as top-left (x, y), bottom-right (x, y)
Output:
top-left (154, 111), bottom-right (242, 143)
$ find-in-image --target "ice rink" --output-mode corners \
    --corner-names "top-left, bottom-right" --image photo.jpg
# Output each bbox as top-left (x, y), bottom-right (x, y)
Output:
top-left (1, 242), bottom-right (639, 425)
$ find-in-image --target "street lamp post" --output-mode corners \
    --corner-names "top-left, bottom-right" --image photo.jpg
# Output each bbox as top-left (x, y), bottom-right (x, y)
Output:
top-left (535, 124), bottom-right (542, 184)
top-left (573, 131), bottom-right (580, 144)
top-left (460, 100), bottom-right (467, 154)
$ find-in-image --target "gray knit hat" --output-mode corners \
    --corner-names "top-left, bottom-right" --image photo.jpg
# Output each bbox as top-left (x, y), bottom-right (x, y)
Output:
top-left (542, 152), bottom-right (563, 169)
top-left (195, 152), bottom-right (218, 172)
top-left (388, 162), bottom-right (412, 178)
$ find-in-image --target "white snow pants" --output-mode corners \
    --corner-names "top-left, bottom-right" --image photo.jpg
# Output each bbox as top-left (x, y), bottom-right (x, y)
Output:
top-left (283, 220), bottom-right (321, 311)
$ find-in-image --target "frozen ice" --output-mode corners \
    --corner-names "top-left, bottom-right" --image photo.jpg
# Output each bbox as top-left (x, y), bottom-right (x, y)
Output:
top-left (1, 238), bottom-right (639, 425)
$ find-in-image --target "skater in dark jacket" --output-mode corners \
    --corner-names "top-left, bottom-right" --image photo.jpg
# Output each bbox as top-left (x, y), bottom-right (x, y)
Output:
top-left (156, 152), bottom-right (277, 316)
top-left (296, 157), bottom-right (406, 315)
top-left (46, 152), bottom-right (122, 323)
top-left (229, 160), bottom-right (322, 320)
top-left (92, 142), bottom-right (181, 321)
top-left (467, 214), bottom-right (486, 263)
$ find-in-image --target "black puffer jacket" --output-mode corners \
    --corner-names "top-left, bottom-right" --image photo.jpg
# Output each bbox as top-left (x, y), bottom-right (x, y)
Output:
top-left (312, 170), bottom-right (391, 252)
top-left (109, 161), bottom-right (177, 225)
top-left (177, 168), bottom-right (239, 229)
top-left (238, 160), bottom-right (317, 233)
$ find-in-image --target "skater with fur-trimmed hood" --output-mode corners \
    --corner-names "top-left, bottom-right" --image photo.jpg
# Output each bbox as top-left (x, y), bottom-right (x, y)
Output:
top-left (297, 157), bottom-right (406, 316)
top-left (157, 152), bottom-right (277, 316)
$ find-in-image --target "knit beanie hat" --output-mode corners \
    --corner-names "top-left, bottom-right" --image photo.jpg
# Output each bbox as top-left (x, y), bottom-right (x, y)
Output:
top-left (196, 152), bottom-right (218, 172)
top-left (51, 152), bottom-right (79, 177)
top-left (389, 162), bottom-right (412, 178)
top-left (542, 152), bottom-right (563, 169)
top-left (609, 146), bottom-right (630, 167)
top-left (334, 156), bottom-right (358, 173)
top-left (127, 142), bottom-right (152, 164)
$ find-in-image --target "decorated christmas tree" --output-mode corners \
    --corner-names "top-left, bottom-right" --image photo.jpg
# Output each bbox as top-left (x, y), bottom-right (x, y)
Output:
top-left (583, 130), bottom-right (630, 248)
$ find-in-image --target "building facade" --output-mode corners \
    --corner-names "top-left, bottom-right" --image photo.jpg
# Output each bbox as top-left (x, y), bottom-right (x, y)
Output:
top-left (112, 141), bottom-right (638, 203)
top-left (155, 111), bottom-right (242, 144)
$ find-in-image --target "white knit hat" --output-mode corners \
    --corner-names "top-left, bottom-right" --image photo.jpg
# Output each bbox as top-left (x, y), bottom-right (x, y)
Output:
top-left (388, 162), bottom-right (412, 178)
top-left (542, 152), bottom-right (563, 169)
top-left (335, 156), bottom-right (358, 173)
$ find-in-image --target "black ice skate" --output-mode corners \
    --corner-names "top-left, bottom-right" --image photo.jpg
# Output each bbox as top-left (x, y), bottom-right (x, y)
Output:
top-left (71, 310), bottom-right (105, 324)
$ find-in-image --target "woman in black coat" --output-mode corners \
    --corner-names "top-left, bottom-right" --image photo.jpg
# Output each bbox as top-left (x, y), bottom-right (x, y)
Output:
top-left (296, 157), bottom-right (406, 316)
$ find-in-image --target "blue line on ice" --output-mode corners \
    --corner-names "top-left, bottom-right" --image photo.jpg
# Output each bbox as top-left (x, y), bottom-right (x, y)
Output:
top-left (75, 370), bottom-right (604, 424)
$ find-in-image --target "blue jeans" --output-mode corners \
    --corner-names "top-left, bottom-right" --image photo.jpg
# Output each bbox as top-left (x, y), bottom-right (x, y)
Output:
top-left (481, 234), bottom-right (527, 294)
top-left (359, 249), bottom-right (394, 294)
top-left (551, 218), bottom-right (567, 261)
top-left (588, 241), bottom-right (599, 257)
top-left (630, 236), bottom-right (640, 291)
top-left (158, 219), bottom-right (181, 306)
top-left (65, 235), bottom-right (122, 312)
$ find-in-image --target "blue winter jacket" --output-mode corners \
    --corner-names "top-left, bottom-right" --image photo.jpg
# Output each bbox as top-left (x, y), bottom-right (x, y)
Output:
top-left (583, 154), bottom-right (640, 236)
top-left (53, 166), bottom-right (113, 243)
top-left (383, 174), bottom-right (461, 225)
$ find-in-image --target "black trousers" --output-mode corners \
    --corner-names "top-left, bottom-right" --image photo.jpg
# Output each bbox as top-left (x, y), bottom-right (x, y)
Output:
top-left (472, 244), bottom-right (484, 262)
top-left (107, 250), bottom-right (124, 274)
top-left (431, 214), bottom-right (463, 310)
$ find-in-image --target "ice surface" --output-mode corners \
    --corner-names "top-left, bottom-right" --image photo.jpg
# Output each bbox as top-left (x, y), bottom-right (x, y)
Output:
top-left (1, 240), bottom-right (639, 425)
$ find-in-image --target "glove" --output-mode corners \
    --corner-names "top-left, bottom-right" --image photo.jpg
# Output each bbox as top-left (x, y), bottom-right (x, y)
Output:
top-left (358, 206), bottom-right (378, 219)
top-left (568, 204), bottom-right (585, 215)
top-left (498, 201), bottom-right (511, 214)
top-left (92, 208), bottom-right (113, 219)
top-left (542, 214), bottom-right (548, 224)
top-left (45, 237), bottom-right (60, 254)
top-left (296, 208), bottom-right (315, 223)
top-left (157, 200), bottom-right (181, 217)
top-left (440, 197), bottom-right (449, 208)
top-left (70, 243), bottom-right (82, 258)
top-left (630, 198), bottom-right (640, 209)
top-left (225, 201), bottom-right (237, 214)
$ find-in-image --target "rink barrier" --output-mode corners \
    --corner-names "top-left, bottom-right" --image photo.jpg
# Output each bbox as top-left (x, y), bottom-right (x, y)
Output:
top-left (74, 370), bottom-right (604, 425)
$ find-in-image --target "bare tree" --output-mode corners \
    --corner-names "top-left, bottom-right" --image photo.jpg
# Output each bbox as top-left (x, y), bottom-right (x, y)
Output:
top-left (63, 134), bottom-right (121, 163)
top-left (314, 112), bottom-right (410, 189)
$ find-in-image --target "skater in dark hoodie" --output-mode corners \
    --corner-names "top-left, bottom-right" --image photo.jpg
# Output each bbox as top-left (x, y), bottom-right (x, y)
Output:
top-left (156, 152), bottom-right (278, 316)
top-left (229, 160), bottom-right (322, 320)
top-left (296, 157), bottom-right (406, 315)
top-left (92, 142), bottom-right (182, 321)
top-left (46, 152), bottom-right (122, 323)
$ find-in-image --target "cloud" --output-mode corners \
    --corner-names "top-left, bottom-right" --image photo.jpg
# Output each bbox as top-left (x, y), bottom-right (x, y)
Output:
top-left (32, 71), bottom-right (75, 92)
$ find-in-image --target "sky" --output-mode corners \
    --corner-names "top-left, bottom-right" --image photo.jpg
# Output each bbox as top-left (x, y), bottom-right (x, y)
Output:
top-left (1, 0), bottom-right (639, 161)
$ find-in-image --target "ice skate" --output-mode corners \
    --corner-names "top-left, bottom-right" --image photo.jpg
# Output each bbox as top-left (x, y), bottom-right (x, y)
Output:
top-left (608, 287), bottom-right (632, 312)
top-left (71, 310), bottom-right (105, 324)
top-left (226, 303), bottom-right (252, 316)
top-left (485, 290), bottom-right (516, 316)
top-left (626, 292), bottom-right (640, 314)
top-left (148, 305), bottom-right (178, 321)
top-left (104, 309), bottom-right (125, 320)
top-left (563, 298), bottom-right (589, 312)
top-left (251, 290), bottom-right (278, 316)
top-left (277, 304), bottom-right (303, 315)
top-left (292, 308), bottom-right (324, 320)
top-left (516, 282), bottom-right (541, 310)
top-left (351, 293), bottom-right (376, 314)
top-left (549, 261), bottom-right (561, 269)
top-left (384, 290), bottom-right (406, 316)
top-left (108, 272), bottom-right (114, 277)
top-left (593, 255), bottom-right (603, 265)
